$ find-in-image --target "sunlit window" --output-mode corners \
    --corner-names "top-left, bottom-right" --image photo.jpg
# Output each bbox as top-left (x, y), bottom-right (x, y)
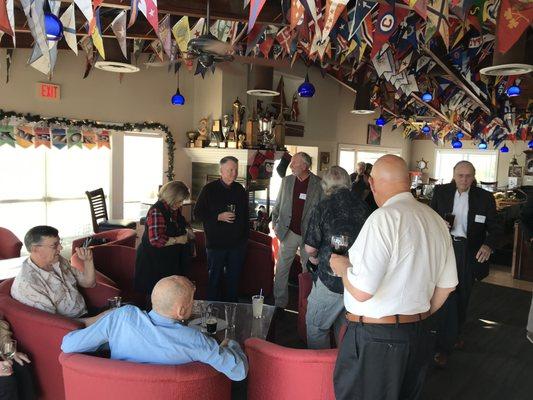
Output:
top-left (123, 134), bottom-right (164, 220)
top-left (338, 145), bottom-right (402, 174)
top-left (435, 149), bottom-right (498, 184)
top-left (0, 146), bottom-right (110, 240)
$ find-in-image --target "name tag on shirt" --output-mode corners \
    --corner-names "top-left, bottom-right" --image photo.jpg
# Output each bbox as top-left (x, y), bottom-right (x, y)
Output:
top-left (475, 215), bottom-right (486, 224)
top-left (299, 193), bottom-right (307, 200)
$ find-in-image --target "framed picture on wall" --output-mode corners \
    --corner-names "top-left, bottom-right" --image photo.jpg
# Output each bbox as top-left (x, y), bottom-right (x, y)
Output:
top-left (367, 125), bottom-right (382, 145)
top-left (319, 152), bottom-right (330, 171)
top-left (508, 165), bottom-right (522, 177)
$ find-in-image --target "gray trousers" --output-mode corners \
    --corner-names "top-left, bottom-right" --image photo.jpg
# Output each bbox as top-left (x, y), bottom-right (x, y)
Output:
top-left (273, 230), bottom-right (309, 308)
top-left (528, 291), bottom-right (533, 334)
top-left (306, 277), bottom-right (345, 349)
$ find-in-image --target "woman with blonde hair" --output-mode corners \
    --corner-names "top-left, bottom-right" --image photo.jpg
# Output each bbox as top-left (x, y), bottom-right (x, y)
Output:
top-left (304, 166), bottom-right (370, 349)
top-left (135, 181), bottom-right (195, 296)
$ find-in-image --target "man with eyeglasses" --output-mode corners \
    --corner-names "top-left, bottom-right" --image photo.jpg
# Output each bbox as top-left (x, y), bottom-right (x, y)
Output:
top-left (11, 225), bottom-right (97, 320)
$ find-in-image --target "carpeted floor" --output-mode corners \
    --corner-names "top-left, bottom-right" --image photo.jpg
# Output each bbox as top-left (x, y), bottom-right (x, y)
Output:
top-left (422, 282), bottom-right (533, 400)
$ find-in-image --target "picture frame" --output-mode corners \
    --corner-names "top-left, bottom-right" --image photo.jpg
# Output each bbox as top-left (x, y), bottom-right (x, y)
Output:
top-left (367, 125), bottom-right (382, 145)
top-left (320, 152), bottom-right (330, 171)
top-left (508, 165), bottom-right (523, 178)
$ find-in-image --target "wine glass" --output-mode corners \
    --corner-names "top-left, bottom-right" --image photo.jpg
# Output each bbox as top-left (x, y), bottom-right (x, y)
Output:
top-left (329, 235), bottom-right (351, 276)
top-left (227, 204), bottom-right (236, 213)
top-left (1, 340), bottom-right (16, 361)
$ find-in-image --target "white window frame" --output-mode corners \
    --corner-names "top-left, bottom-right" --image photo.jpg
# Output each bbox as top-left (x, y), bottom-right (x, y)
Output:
top-left (338, 143), bottom-right (403, 173)
top-left (434, 148), bottom-right (499, 184)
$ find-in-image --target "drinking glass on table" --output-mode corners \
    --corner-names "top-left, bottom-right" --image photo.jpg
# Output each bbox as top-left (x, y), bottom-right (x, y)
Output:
top-left (252, 295), bottom-right (264, 319)
top-left (225, 304), bottom-right (237, 329)
top-left (206, 307), bottom-right (218, 334)
top-left (107, 296), bottom-right (122, 309)
top-left (1, 340), bottom-right (16, 362)
top-left (329, 235), bottom-right (351, 276)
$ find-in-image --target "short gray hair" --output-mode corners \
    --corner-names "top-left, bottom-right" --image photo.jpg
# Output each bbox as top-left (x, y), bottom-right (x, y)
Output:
top-left (24, 225), bottom-right (59, 252)
top-left (220, 156), bottom-right (238, 166)
top-left (321, 166), bottom-right (351, 196)
top-left (295, 152), bottom-right (312, 168)
top-left (159, 181), bottom-right (190, 204)
top-left (453, 160), bottom-right (476, 175)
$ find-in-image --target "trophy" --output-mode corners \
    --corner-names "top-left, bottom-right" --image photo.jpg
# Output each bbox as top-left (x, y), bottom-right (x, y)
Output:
top-left (186, 131), bottom-right (198, 147)
top-left (231, 97), bottom-right (246, 148)
top-left (258, 116), bottom-right (276, 149)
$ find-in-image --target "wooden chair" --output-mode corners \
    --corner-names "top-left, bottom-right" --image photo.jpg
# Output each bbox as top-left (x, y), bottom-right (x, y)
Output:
top-left (85, 188), bottom-right (137, 233)
top-left (479, 181), bottom-right (498, 192)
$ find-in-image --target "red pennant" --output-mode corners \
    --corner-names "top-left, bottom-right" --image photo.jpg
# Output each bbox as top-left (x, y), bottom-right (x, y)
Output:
top-left (259, 36), bottom-right (274, 58)
top-left (290, 0), bottom-right (305, 30)
top-left (0, 0), bottom-right (13, 36)
top-left (370, 4), bottom-right (409, 59)
top-left (248, 0), bottom-right (267, 33)
top-left (496, 0), bottom-right (533, 54)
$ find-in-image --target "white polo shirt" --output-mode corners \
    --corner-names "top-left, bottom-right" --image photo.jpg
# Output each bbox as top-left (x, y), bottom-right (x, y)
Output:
top-left (345, 192), bottom-right (458, 318)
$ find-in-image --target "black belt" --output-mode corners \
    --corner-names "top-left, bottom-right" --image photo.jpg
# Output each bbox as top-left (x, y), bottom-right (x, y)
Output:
top-left (452, 235), bottom-right (466, 242)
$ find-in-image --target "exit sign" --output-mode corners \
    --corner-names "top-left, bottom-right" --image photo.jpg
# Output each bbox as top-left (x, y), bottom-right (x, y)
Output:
top-left (37, 83), bottom-right (61, 101)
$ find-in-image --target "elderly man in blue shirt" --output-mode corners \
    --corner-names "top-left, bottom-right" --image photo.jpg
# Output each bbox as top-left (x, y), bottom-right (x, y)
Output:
top-left (61, 275), bottom-right (248, 381)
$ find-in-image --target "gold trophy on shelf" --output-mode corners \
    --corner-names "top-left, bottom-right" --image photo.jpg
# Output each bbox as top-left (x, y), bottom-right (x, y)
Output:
top-left (229, 97), bottom-right (246, 148)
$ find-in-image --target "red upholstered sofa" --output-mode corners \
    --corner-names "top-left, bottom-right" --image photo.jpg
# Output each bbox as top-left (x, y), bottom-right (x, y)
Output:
top-left (59, 353), bottom-right (231, 400)
top-left (0, 278), bottom-right (120, 400)
top-left (70, 228), bottom-right (137, 255)
top-left (245, 338), bottom-right (337, 400)
top-left (0, 227), bottom-right (23, 260)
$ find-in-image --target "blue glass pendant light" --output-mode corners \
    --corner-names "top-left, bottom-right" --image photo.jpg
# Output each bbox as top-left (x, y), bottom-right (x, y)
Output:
top-left (456, 131), bottom-right (464, 139)
top-left (500, 144), bottom-right (509, 153)
top-left (528, 139), bottom-right (533, 149)
top-left (298, 73), bottom-right (315, 98)
top-left (171, 71), bottom-right (185, 105)
top-left (478, 139), bottom-right (488, 150)
top-left (422, 91), bottom-right (433, 102)
top-left (375, 115), bottom-right (386, 127)
top-left (421, 123), bottom-right (431, 134)
top-left (44, 13), bottom-right (63, 41)
top-left (452, 138), bottom-right (462, 149)
top-left (506, 84), bottom-right (520, 97)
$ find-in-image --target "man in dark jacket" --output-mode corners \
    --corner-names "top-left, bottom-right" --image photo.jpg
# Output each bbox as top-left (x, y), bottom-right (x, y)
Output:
top-left (194, 156), bottom-right (249, 302)
top-left (430, 160), bottom-right (501, 366)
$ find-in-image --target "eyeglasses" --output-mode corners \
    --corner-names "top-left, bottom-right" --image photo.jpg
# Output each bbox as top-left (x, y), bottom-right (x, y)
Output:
top-left (34, 239), bottom-right (63, 250)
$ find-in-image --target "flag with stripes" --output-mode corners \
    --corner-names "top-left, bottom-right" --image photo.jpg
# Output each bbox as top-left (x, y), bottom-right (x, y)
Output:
top-left (425, 0), bottom-right (449, 49)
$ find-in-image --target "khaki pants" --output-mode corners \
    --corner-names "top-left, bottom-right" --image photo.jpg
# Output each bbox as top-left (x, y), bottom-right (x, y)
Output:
top-left (273, 230), bottom-right (309, 308)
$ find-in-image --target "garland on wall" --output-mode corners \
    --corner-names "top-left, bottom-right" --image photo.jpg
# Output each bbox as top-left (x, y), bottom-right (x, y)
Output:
top-left (0, 109), bottom-right (176, 181)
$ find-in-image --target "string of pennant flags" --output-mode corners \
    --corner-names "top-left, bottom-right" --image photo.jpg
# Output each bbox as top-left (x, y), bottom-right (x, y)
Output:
top-left (0, 108), bottom-right (177, 180)
top-left (0, 0), bottom-right (531, 147)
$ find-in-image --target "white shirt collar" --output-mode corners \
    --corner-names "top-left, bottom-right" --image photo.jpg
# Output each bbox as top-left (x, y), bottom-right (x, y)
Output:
top-left (382, 191), bottom-right (414, 207)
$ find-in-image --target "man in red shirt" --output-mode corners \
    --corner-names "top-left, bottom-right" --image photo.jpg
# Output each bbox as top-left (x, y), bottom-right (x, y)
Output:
top-left (271, 152), bottom-right (324, 309)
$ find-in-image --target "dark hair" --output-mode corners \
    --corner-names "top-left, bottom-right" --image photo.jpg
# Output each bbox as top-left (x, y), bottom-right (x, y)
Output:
top-left (220, 156), bottom-right (239, 166)
top-left (24, 225), bottom-right (59, 252)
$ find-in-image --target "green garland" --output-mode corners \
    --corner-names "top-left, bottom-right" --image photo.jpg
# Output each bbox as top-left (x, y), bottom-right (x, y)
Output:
top-left (0, 109), bottom-right (176, 181)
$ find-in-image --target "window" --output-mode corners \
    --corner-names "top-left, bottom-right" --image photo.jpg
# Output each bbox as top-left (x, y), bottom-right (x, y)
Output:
top-left (123, 133), bottom-right (164, 220)
top-left (338, 145), bottom-right (402, 174)
top-left (0, 131), bottom-right (164, 241)
top-left (0, 146), bottom-right (111, 240)
top-left (434, 149), bottom-right (498, 184)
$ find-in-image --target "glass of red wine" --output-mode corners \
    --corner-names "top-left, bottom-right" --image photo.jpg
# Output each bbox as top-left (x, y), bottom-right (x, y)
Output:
top-left (329, 235), bottom-right (350, 276)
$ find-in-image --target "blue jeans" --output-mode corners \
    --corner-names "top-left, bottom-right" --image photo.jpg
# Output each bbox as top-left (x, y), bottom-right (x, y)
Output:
top-left (206, 242), bottom-right (247, 302)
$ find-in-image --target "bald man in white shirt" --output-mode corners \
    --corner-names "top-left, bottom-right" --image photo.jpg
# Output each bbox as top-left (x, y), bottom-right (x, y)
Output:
top-left (330, 155), bottom-right (458, 400)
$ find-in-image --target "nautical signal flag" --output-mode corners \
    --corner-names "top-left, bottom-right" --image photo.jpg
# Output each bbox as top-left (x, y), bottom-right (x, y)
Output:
top-left (248, 0), bottom-right (267, 33)
top-left (496, 0), bottom-right (533, 54)
top-left (0, 0), bottom-right (13, 36)
top-left (370, 3), bottom-right (409, 59)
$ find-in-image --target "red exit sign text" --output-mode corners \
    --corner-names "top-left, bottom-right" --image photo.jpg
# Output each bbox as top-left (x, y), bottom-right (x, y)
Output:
top-left (37, 83), bottom-right (61, 101)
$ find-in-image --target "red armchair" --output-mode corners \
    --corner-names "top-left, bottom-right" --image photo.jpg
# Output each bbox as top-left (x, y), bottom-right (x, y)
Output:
top-left (71, 228), bottom-right (137, 255)
top-left (0, 227), bottom-right (23, 260)
top-left (0, 278), bottom-right (120, 400)
top-left (245, 338), bottom-right (337, 400)
top-left (249, 230), bottom-right (272, 247)
top-left (73, 245), bottom-right (144, 306)
top-left (59, 353), bottom-right (231, 400)
top-left (298, 272), bottom-right (313, 343)
top-left (240, 240), bottom-right (274, 298)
